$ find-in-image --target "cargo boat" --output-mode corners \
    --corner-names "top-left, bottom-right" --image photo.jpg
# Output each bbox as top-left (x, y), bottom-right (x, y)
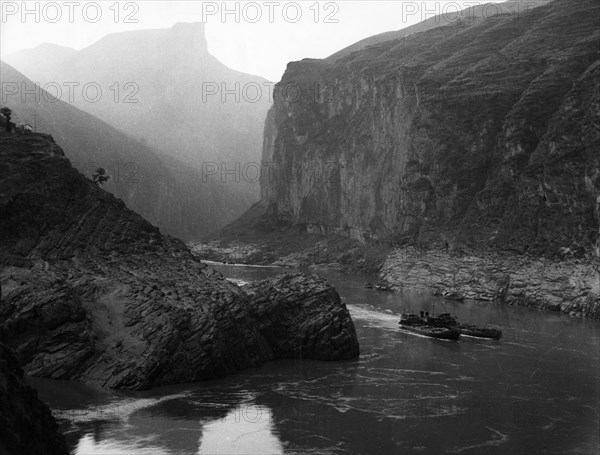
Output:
top-left (398, 313), bottom-right (461, 341)
top-left (426, 312), bottom-right (502, 340)
top-left (458, 324), bottom-right (502, 340)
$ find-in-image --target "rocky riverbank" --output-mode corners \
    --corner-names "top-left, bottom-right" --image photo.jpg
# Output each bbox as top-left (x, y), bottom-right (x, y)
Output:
top-left (380, 247), bottom-right (600, 319)
top-left (0, 132), bottom-right (359, 391)
top-left (191, 200), bottom-right (389, 273)
top-left (190, 236), bottom-right (388, 274)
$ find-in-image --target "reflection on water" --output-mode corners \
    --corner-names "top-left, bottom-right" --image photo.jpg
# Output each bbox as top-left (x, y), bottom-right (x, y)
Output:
top-left (75, 434), bottom-right (164, 455)
top-left (70, 403), bottom-right (284, 454)
top-left (29, 264), bottom-right (600, 455)
top-left (199, 405), bottom-right (283, 454)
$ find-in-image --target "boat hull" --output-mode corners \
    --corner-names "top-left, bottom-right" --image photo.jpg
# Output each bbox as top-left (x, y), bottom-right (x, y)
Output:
top-left (398, 323), bottom-right (461, 341)
top-left (459, 326), bottom-right (502, 340)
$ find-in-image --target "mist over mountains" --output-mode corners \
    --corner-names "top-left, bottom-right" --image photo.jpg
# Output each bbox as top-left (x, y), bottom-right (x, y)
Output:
top-left (4, 22), bottom-right (271, 239)
top-left (1, 63), bottom-right (256, 239)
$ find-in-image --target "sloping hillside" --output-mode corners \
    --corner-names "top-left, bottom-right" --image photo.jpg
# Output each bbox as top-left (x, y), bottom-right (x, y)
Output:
top-left (1, 62), bottom-right (252, 240)
top-left (328, 0), bottom-right (552, 61)
top-left (5, 22), bottom-right (271, 217)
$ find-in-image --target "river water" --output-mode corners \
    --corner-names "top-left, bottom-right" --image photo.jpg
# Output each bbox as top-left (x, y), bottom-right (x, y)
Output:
top-left (30, 265), bottom-right (600, 455)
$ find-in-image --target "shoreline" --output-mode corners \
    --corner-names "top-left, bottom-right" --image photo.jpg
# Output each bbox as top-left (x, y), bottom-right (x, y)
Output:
top-left (191, 238), bottom-right (600, 320)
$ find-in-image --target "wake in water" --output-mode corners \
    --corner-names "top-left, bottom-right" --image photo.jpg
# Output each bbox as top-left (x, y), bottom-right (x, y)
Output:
top-left (346, 304), bottom-right (400, 329)
top-left (53, 391), bottom-right (193, 424)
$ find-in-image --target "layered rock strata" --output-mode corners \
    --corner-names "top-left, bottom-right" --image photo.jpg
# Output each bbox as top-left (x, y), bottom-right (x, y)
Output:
top-left (0, 132), bottom-right (359, 390)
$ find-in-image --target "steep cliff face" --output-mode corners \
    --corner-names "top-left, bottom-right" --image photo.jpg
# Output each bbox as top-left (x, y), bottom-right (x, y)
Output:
top-left (0, 132), bottom-right (359, 390)
top-left (261, 0), bottom-right (600, 257)
top-left (0, 341), bottom-right (68, 455)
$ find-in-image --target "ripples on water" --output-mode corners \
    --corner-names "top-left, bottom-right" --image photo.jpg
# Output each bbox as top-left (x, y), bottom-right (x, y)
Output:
top-left (30, 265), bottom-right (600, 455)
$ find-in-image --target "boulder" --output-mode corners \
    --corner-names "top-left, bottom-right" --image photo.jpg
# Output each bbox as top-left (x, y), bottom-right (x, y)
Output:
top-left (246, 274), bottom-right (360, 360)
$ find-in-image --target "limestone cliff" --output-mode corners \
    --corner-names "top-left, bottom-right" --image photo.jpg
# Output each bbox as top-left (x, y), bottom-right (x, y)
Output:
top-left (0, 132), bottom-right (359, 390)
top-left (260, 0), bottom-right (599, 256)
top-left (232, 0), bottom-right (600, 318)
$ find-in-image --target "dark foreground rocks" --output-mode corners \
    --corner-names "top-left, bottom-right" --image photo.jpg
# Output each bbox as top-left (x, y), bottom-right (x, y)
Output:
top-left (1, 266), bottom-right (358, 390)
top-left (0, 132), bottom-right (359, 390)
top-left (0, 341), bottom-right (69, 455)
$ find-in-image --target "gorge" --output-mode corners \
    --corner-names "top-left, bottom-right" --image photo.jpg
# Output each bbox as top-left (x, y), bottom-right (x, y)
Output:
top-left (1, 1), bottom-right (599, 453)
top-left (209, 0), bottom-right (600, 319)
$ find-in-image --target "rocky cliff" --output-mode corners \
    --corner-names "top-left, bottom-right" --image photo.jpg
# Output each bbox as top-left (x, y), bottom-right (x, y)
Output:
top-left (261, 0), bottom-right (599, 254)
top-left (0, 132), bottom-right (359, 390)
top-left (242, 0), bottom-right (600, 317)
top-left (0, 341), bottom-right (68, 455)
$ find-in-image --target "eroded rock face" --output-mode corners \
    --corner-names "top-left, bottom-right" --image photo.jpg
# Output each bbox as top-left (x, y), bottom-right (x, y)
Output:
top-left (0, 133), bottom-right (359, 390)
top-left (0, 341), bottom-right (69, 455)
top-left (246, 274), bottom-right (360, 360)
top-left (381, 247), bottom-right (600, 319)
top-left (259, 0), bottom-right (600, 256)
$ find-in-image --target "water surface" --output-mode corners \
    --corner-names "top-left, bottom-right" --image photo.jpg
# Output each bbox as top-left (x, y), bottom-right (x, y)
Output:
top-left (31, 265), bottom-right (600, 454)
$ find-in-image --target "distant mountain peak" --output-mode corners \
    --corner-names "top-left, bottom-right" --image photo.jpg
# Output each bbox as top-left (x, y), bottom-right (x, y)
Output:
top-left (169, 21), bottom-right (208, 54)
top-left (171, 21), bottom-right (205, 31)
top-left (77, 21), bottom-right (209, 60)
top-left (31, 42), bottom-right (76, 53)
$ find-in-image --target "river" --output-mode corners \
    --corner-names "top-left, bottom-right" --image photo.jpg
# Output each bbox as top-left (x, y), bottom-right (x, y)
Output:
top-left (30, 265), bottom-right (600, 454)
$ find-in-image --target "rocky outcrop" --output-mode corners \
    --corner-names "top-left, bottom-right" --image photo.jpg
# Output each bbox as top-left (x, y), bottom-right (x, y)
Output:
top-left (245, 274), bottom-right (359, 360)
top-left (381, 247), bottom-right (600, 318)
top-left (0, 341), bottom-right (69, 455)
top-left (0, 132), bottom-right (359, 390)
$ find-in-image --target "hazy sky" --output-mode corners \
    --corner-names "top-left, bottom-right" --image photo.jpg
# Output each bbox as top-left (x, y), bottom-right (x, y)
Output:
top-left (1, 1), bottom-right (507, 81)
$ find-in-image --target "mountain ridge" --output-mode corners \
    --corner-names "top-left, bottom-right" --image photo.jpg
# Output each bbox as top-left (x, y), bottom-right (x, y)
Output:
top-left (327, 0), bottom-right (553, 61)
top-left (5, 22), bottom-right (272, 238)
top-left (1, 62), bottom-right (252, 240)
